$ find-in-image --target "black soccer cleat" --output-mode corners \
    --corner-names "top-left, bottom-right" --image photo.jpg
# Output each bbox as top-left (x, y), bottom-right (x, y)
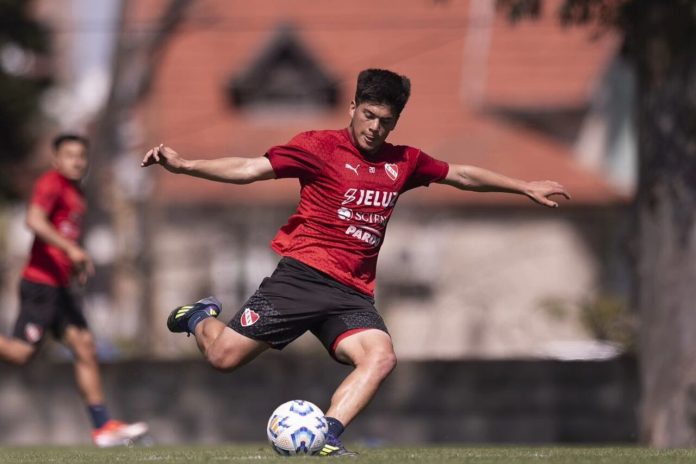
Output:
top-left (317, 435), bottom-right (358, 457)
top-left (166, 296), bottom-right (221, 335)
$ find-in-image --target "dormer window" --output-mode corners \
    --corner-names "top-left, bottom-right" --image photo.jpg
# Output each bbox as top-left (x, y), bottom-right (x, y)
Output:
top-left (228, 24), bottom-right (339, 111)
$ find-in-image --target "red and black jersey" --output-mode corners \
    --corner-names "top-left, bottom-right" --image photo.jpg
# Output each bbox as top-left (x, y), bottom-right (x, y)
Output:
top-left (266, 128), bottom-right (448, 296)
top-left (22, 170), bottom-right (85, 287)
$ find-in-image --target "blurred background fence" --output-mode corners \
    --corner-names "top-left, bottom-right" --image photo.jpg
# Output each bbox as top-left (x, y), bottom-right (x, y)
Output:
top-left (0, 355), bottom-right (638, 445)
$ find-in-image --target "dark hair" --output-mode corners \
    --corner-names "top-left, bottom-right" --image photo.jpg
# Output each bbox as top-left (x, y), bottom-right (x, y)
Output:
top-left (52, 133), bottom-right (89, 151)
top-left (354, 69), bottom-right (411, 117)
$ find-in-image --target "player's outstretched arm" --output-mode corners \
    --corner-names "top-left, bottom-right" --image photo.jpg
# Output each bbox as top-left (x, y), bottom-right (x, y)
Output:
top-left (439, 163), bottom-right (571, 208)
top-left (141, 144), bottom-right (276, 184)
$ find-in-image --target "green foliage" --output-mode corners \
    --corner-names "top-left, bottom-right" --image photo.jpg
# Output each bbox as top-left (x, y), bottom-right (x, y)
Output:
top-left (579, 294), bottom-right (636, 352)
top-left (496, 0), bottom-right (624, 45)
top-left (497, 0), bottom-right (542, 21)
top-left (497, 0), bottom-right (623, 24)
top-left (539, 297), bottom-right (572, 322)
top-left (0, 0), bottom-right (52, 198)
top-left (497, 0), bottom-right (696, 58)
top-left (498, 1), bottom-right (696, 30)
top-left (540, 294), bottom-right (637, 352)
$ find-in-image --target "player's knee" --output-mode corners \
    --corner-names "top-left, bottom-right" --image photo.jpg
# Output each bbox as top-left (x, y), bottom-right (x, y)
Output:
top-left (205, 343), bottom-right (242, 372)
top-left (6, 341), bottom-right (36, 365)
top-left (74, 334), bottom-right (98, 362)
top-left (381, 350), bottom-right (398, 376)
top-left (367, 349), bottom-right (397, 378)
top-left (207, 352), bottom-right (240, 372)
top-left (13, 348), bottom-right (36, 366)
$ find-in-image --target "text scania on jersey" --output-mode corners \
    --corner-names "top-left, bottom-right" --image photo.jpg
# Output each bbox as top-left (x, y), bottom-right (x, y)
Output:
top-left (337, 208), bottom-right (387, 226)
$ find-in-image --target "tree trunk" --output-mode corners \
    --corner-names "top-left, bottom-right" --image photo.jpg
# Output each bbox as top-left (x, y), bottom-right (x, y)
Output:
top-left (497, 0), bottom-right (696, 446)
top-left (631, 1), bottom-right (696, 447)
top-left (87, 0), bottom-right (193, 354)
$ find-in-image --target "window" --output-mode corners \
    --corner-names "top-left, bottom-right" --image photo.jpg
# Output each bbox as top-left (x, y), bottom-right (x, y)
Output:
top-left (228, 24), bottom-right (339, 111)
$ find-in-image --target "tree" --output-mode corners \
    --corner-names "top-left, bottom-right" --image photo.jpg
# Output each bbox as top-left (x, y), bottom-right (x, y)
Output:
top-left (498, 0), bottom-right (696, 447)
top-left (86, 0), bottom-right (194, 354)
top-left (0, 0), bottom-right (51, 199)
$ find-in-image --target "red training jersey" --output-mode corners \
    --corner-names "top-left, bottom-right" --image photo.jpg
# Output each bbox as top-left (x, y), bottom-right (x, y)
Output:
top-left (266, 128), bottom-right (449, 296)
top-left (22, 170), bottom-right (86, 287)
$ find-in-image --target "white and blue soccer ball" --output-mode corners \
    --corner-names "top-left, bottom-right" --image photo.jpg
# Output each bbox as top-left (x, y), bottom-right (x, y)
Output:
top-left (267, 400), bottom-right (327, 456)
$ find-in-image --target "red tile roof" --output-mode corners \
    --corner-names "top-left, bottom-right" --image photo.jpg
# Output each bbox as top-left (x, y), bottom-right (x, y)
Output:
top-left (486, 6), bottom-right (618, 108)
top-left (131, 0), bottom-right (623, 207)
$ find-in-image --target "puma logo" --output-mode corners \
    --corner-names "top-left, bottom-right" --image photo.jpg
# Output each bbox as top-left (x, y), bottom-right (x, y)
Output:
top-left (345, 163), bottom-right (360, 176)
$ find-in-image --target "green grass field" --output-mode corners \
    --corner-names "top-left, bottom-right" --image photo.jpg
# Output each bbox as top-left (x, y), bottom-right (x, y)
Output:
top-left (2, 446), bottom-right (696, 464)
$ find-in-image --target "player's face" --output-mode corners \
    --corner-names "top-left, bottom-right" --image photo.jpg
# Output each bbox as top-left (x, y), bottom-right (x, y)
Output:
top-left (349, 101), bottom-right (397, 155)
top-left (53, 141), bottom-right (89, 181)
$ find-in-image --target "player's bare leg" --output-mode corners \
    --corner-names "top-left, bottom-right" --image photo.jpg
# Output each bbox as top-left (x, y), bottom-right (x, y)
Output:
top-left (318, 329), bottom-right (396, 456)
top-left (195, 320), bottom-right (269, 371)
top-left (167, 296), bottom-right (269, 371)
top-left (0, 335), bottom-right (36, 365)
top-left (63, 325), bottom-right (149, 447)
top-left (326, 329), bottom-right (397, 426)
top-left (63, 325), bottom-right (104, 404)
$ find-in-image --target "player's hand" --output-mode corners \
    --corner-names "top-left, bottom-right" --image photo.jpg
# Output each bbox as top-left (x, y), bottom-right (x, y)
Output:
top-left (66, 244), bottom-right (95, 285)
top-left (141, 144), bottom-right (187, 173)
top-left (524, 180), bottom-right (571, 208)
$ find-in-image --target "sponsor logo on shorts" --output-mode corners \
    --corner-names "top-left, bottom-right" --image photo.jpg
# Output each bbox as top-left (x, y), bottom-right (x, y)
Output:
top-left (385, 163), bottom-right (398, 181)
top-left (24, 323), bottom-right (43, 343)
top-left (240, 308), bottom-right (260, 327)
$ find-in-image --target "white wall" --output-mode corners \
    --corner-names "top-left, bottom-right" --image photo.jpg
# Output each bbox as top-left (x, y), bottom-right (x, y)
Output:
top-left (381, 215), bottom-right (601, 359)
top-left (150, 207), bottom-right (626, 360)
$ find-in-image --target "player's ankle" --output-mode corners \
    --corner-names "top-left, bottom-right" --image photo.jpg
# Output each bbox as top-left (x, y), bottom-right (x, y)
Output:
top-left (87, 404), bottom-right (110, 429)
top-left (186, 310), bottom-right (214, 333)
top-left (325, 416), bottom-right (345, 438)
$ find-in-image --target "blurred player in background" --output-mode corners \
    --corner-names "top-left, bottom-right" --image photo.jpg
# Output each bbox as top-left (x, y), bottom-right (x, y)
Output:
top-left (0, 134), bottom-right (148, 447)
top-left (142, 69), bottom-right (570, 456)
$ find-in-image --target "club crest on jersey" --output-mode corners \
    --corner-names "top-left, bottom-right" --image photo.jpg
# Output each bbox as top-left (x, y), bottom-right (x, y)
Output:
top-left (240, 308), bottom-right (260, 327)
top-left (24, 323), bottom-right (43, 343)
top-left (384, 163), bottom-right (398, 181)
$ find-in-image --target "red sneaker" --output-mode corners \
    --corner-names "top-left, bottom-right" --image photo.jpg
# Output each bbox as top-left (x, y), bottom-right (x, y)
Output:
top-left (92, 419), bottom-right (149, 447)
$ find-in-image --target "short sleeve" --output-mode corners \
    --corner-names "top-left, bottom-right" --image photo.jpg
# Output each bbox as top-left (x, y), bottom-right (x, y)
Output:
top-left (402, 150), bottom-right (449, 192)
top-left (30, 173), bottom-right (60, 213)
top-left (265, 132), bottom-right (325, 180)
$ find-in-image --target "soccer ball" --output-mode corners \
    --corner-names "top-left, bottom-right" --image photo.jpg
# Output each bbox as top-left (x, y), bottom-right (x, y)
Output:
top-left (267, 400), bottom-right (327, 456)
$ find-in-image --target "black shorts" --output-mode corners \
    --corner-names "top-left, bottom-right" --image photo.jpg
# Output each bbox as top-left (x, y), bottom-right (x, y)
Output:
top-left (12, 279), bottom-right (88, 345)
top-left (227, 257), bottom-right (388, 362)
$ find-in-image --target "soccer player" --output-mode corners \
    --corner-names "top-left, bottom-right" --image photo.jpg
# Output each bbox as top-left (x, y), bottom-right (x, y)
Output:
top-left (0, 134), bottom-right (148, 447)
top-left (142, 69), bottom-right (570, 456)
